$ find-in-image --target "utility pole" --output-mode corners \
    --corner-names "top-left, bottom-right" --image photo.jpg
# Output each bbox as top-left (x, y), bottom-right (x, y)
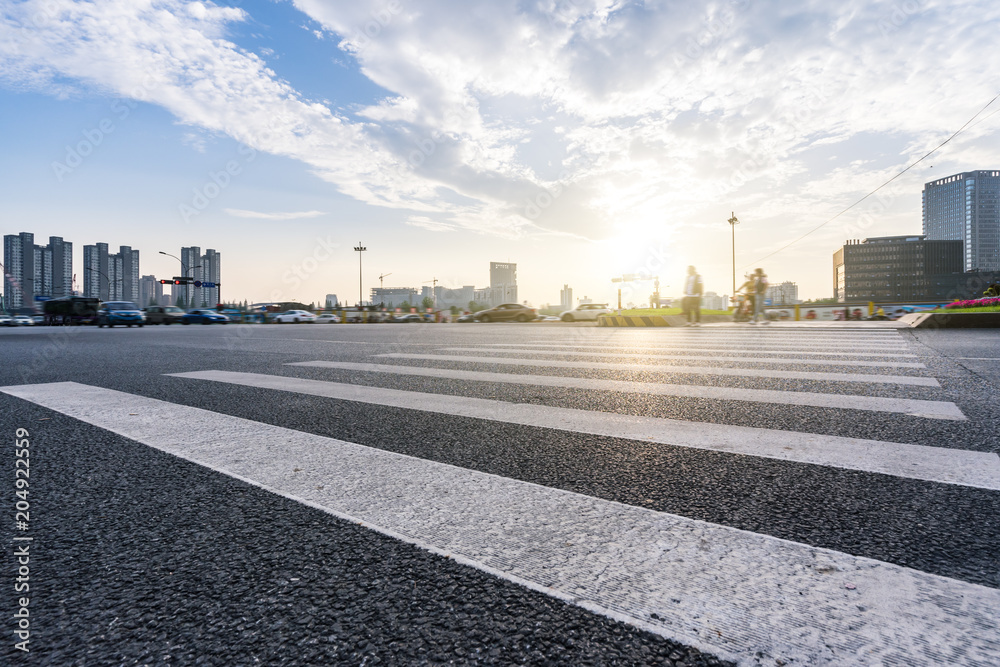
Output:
top-left (728, 212), bottom-right (740, 309)
top-left (354, 243), bottom-right (366, 306)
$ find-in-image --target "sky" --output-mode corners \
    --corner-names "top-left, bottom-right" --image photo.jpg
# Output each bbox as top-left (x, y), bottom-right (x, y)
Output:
top-left (2, 0), bottom-right (1000, 308)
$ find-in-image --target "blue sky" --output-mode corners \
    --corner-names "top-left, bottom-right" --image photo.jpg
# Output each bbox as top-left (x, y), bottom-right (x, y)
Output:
top-left (2, 0), bottom-right (1000, 306)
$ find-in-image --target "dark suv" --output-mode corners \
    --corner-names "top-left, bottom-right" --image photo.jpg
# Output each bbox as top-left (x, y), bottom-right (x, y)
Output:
top-left (142, 305), bottom-right (186, 325)
top-left (474, 303), bottom-right (538, 323)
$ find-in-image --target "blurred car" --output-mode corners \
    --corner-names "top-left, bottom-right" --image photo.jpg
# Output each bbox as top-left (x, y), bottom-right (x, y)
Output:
top-left (13, 315), bottom-right (35, 326)
top-left (559, 303), bottom-right (611, 322)
top-left (0, 315), bottom-right (12, 327)
top-left (32, 315), bottom-right (45, 324)
top-left (539, 315), bottom-right (561, 321)
top-left (456, 314), bottom-right (477, 323)
top-left (182, 309), bottom-right (229, 325)
top-left (314, 313), bottom-right (341, 324)
top-left (474, 303), bottom-right (538, 323)
top-left (392, 313), bottom-right (426, 323)
top-left (97, 301), bottom-right (145, 328)
top-left (143, 305), bottom-right (186, 325)
top-left (273, 310), bottom-right (316, 323)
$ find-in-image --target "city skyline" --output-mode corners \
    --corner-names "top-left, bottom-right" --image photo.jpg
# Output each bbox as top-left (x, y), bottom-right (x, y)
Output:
top-left (2, 1), bottom-right (1000, 306)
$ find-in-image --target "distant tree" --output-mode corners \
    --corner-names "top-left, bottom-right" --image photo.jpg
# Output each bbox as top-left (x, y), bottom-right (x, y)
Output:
top-left (175, 293), bottom-right (186, 309)
top-left (467, 301), bottom-right (486, 313)
top-left (421, 296), bottom-right (434, 310)
top-left (399, 300), bottom-right (411, 311)
top-left (450, 305), bottom-right (460, 315)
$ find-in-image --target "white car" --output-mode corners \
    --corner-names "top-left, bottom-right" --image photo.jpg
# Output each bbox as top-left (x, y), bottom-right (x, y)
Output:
top-left (559, 303), bottom-right (611, 322)
top-left (0, 315), bottom-right (12, 327)
top-left (12, 315), bottom-right (35, 326)
top-left (273, 310), bottom-right (316, 323)
top-left (314, 313), bottom-right (341, 324)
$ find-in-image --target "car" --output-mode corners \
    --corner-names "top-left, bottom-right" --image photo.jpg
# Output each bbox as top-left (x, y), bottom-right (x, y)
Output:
top-left (182, 309), bottom-right (229, 325)
top-left (31, 315), bottom-right (45, 325)
top-left (456, 314), bottom-right (477, 323)
top-left (314, 313), bottom-right (341, 324)
top-left (96, 301), bottom-right (145, 328)
top-left (474, 303), bottom-right (538, 323)
top-left (273, 310), bottom-right (317, 323)
top-left (0, 315), bottom-right (12, 327)
top-left (392, 313), bottom-right (426, 323)
top-left (12, 315), bottom-right (35, 326)
top-left (559, 303), bottom-right (611, 322)
top-left (143, 305), bottom-right (186, 325)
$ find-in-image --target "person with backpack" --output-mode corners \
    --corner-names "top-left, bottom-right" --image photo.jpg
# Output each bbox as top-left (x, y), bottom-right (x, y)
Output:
top-left (682, 265), bottom-right (704, 326)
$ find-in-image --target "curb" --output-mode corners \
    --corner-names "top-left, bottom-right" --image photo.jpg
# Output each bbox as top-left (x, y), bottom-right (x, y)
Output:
top-left (900, 312), bottom-right (1000, 329)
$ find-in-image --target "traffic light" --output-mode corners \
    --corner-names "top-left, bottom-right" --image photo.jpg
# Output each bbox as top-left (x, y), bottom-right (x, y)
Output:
top-left (160, 277), bottom-right (194, 285)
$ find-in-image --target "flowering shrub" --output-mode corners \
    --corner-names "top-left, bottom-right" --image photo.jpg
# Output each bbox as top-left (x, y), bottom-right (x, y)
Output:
top-left (945, 297), bottom-right (1000, 309)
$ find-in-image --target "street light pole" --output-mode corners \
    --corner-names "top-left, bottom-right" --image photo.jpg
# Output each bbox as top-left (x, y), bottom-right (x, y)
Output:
top-left (728, 212), bottom-right (740, 308)
top-left (354, 243), bottom-right (366, 306)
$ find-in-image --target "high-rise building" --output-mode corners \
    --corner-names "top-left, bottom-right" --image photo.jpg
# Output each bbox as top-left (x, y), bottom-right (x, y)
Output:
top-left (139, 275), bottom-right (163, 307)
top-left (923, 170), bottom-right (1000, 272)
top-left (84, 243), bottom-right (138, 301)
top-left (202, 248), bottom-right (221, 307)
top-left (833, 236), bottom-right (963, 302)
top-left (4, 233), bottom-right (74, 312)
top-left (83, 242), bottom-right (110, 300)
top-left (3, 232), bottom-right (34, 312)
top-left (484, 261), bottom-right (517, 306)
top-left (560, 284), bottom-right (573, 310)
top-left (179, 246), bottom-right (203, 307)
top-left (115, 245), bottom-right (139, 302)
top-left (325, 294), bottom-right (339, 308)
top-left (39, 236), bottom-right (73, 299)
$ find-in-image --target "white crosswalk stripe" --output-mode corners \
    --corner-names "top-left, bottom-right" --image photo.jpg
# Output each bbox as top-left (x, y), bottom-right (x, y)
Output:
top-left (491, 343), bottom-right (920, 357)
top-left (378, 353), bottom-right (940, 385)
top-left (2, 380), bottom-right (997, 667)
top-left (436, 347), bottom-right (926, 368)
top-left (288, 360), bottom-right (964, 419)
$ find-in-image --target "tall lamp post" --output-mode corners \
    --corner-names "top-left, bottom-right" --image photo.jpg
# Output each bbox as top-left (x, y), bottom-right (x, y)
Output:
top-left (87, 267), bottom-right (122, 300)
top-left (728, 212), bottom-right (740, 309)
top-left (354, 243), bottom-right (366, 307)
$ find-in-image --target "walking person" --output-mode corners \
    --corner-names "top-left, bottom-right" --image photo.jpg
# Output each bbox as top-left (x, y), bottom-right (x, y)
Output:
top-left (751, 267), bottom-right (769, 324)
top-left (682, 265), bottom-right (704, 327)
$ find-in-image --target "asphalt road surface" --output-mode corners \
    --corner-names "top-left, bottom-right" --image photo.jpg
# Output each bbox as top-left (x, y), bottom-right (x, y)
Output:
top-left (1, 321), bottom-right (998, 666)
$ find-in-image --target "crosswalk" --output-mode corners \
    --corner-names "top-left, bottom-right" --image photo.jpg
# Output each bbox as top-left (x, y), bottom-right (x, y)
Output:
top-left (3, 327), bottom-right (999, 665)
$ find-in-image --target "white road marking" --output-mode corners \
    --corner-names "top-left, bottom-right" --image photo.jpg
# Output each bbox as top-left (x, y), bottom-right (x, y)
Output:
top-left (438, 348), bottom-right (925, 369)
top-left (288, 360), bottom-right (964, 420)
top-left (491, 343), bottom-right (919, 358)
top-left (2, 381), bottom-right (996, 667)
top-left (378, 353), bottom-right (940, 386)
top-left (168, 370), bottom-right (994, 489)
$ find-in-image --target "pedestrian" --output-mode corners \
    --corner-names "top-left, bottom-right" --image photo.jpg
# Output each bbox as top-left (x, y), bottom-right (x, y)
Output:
top-left (682, 265), bottom-right (704, 326)
top-left (751, 268), bottom-right (768, 323)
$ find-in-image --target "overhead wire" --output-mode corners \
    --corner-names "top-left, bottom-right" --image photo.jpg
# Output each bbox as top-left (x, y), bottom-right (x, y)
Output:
top-left (740, 90), bottom-right (1000, 269)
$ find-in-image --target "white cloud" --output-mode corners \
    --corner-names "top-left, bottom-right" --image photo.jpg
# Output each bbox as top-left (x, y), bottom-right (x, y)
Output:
top-left (224, 209), bottom-right (325, 220)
